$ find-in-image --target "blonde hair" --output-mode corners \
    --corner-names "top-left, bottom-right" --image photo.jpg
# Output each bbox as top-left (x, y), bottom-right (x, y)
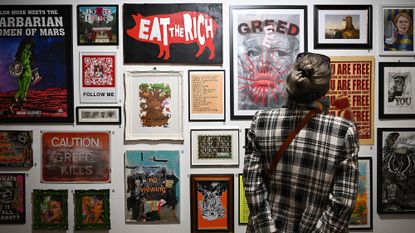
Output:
top-left (393, 11), bottom-right (413, 35)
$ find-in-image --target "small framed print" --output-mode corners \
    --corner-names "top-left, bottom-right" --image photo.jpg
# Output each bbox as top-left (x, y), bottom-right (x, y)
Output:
top-left (76, 106), bottom-right (121, 124)
top-left (314, 5), bottom-right (372, 49)
top-left (190, 174), bottom-right (234, 233)
top-left (0, 173), bottom-right (25, 224)
top-left (190, 129), bottom-right (239, 167)
top-left (0, 130), bottom-right (33, 168)
top-left (377, 128), bottom-right (415, 214)
top-left (125, 71), bottom-right (183, 141)
top-left (74, 189), bottom-right (110, 230)
top-left (188, 70), bottom-right (225, 122)
top-left (379, 62), bottom-right (415, 119)
top-left (238, 174), bottom-right (249, 225)
top-left (349, 157), bottom-right (373, 230)
top-left (380, 5), bottom-right (414, 56)
top-left (77, 5), bottom-right (119, 45)
top-left (32, 189), bottom-right (68, 230)
top-left (80, 52), bottom-right (117, 103)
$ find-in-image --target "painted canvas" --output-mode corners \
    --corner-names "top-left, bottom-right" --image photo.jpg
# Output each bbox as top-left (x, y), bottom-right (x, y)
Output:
top-left (32, 189), bottom-right (68, 230)
top-left (0, 173), bottom-right (25, 224)
top-left (350, 158), bottom-right (372, 230)
top-left (0, 130), bottom-right (32, 168)
top-left (74, 189), bottom-right (110, 230)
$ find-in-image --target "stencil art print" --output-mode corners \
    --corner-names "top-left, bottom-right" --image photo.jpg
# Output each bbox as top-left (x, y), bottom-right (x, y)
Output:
top-left (198, 135), bottom-right (232, 159)
top-left (139, 83), bottom-right (171, 127)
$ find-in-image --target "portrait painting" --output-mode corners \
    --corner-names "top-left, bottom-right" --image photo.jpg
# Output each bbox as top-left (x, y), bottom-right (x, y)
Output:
top-left (74, 189), bottom-right (110, 230)
top-left (32, 189), bottom-right (68, 230)
top-left (0, 173), bottom-right (25, 224)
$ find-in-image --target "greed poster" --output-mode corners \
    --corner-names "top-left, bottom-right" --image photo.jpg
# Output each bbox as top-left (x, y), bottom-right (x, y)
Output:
top-left (328, 57), bottom-right (374, 145)
top-left (0, 130), bottom-right (32, 168)
top-left (0, 5), bottom-right (73, 123)
top-left (42, 132), bottom-right (110, 183)
top-left (123, 3), bottom-right (223, 64)
top-left (0, 173), bottom-right (25, 224)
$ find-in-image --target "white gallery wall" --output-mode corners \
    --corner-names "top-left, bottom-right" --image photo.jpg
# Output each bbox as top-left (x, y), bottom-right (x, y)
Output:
top-left (0, 0), bottom-right (415, 232)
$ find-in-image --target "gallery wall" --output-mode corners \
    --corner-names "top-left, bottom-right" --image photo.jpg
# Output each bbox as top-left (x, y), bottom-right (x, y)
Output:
top-left (1, 0), bottom-right (415, 232)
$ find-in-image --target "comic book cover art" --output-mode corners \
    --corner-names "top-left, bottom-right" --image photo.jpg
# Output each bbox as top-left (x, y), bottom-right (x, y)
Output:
top-left (0, 130), bottom-right (32, 168)
top-left (0, 5), bottom-right (73, 123)
top-left (123, 3), bottom-right (223, 64)
top-left (125, 150), bottom-right (180, 224)
top-left (77, 5), bottom-right (118, 45)
top-left (139, 83), bottom-right (172, 128)
top-left (0, 173), bottom-right (25, 224)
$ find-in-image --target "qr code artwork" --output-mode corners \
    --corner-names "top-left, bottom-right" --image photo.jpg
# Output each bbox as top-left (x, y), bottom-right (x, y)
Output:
top-left (82, 55), bottom-right (115, 87)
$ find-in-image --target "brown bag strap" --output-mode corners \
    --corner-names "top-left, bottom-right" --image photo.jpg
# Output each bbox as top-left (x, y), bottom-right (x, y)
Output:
top-left (264, 109), bottom-right (320, 182)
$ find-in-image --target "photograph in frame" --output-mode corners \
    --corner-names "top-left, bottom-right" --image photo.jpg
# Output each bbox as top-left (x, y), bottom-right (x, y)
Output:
top-left (74, 189), bottom-right (110, 230)
top-left (188, 70), bottom-right (225, 121)
top-left (349, 157), bottom-right (373, 230)
top-left (124, 71), bottom-right (183, 141)
top-left (190, 174), bottom-right (234, 233)
top-left (230, 5), bottom-right (307, 119)
top-left (0, 5), bottom-right (73, 123)
top-left (238, 174), bottom-right (249, 225)
top-left (377, 128), bottom-right (415, 214)
top-left (32, 189), bottom-right (68, 230)
top-left (379, 62), bottom-right (415, 119)
top-left (79, 52), bottom-right (117, 103)
top-left (0, 130), bottom-right (33, 168)
top-left (314, 5), bottom-right (372, 49)
top-left (76, 106), bottom-right (121, 125)
top-left (77, 5), bottom-right (119, 45)
top-left (41, 131), bottom-right (110, 183)
top-left (0, 173), bottom-right (25, 224)
top-left (380, 5), bottom-right (414, 56)
top-left (125, 150), bottom-right (180, 224)
top-left (190, 129), bottom-right (239, 167)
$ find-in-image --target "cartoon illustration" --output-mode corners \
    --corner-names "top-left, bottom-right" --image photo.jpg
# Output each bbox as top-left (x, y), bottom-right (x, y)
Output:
top-left (197, 181), bottom-right (227, 221)
top-left (139, 83), bottom-right (172, 127)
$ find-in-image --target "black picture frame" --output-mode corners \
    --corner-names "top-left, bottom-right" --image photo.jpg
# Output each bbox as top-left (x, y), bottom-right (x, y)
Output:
top-left (77, 5), bottom-right (119, 46)
top-left (314, 5), bottom-right (373, 49)
top-left (76, 106), bottom-right (121, 125)
top-left (379, 62), bottom-right (415, 119)
top-left (377, 128), bottom-right (415, 214)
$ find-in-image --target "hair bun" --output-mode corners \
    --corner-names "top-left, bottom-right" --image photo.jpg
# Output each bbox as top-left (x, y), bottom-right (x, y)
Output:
top-left (299, 68), bottom-right (314, 79)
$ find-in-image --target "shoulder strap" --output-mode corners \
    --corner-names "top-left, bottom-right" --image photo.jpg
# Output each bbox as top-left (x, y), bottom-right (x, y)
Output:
top-left (264, 109), bottom-right (320, 183)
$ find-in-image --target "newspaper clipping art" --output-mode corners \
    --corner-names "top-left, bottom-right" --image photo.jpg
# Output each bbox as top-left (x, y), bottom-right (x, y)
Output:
top-left (0, 173), bottom-right (25, 224)
top-left (0, 130), bottom-right (32, 168)
top-left (125, 150), bottom-right (180, 223)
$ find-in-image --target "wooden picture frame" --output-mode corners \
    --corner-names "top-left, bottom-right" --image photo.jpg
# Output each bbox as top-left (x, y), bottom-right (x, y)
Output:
top-left (190, 174), bottom-right (234, 233)
top-left (238, 174), bottom-right (249, 225)
top-left (190, 129), bottom-right (239, 167)
top-left (77, 5), bottom-right (119, 45)
top-left (0, 130), bottom-right (33, 168)
top-left (349, 157), bottom-right (373, 230)
top-left (32, 189), bottom-right (68, 230)
top-left (124, 71), bottom-right (183, 141)
top-left (314, 5), bottom-right (372, 49)
top-left (230, 5), bottom-right (307, 119)
top-left (76, 106), bottom-right (121, 125)
top-left (377, 128), bottom-right (415, 214)
top-left (188, 70), bottom-right (225, 122)
top-left (379, 5), bottom-right (414, 56)
top-left (74, 189), bottom-right (110, 230)
top-left (125, 150), bottom-right (180, 223)
top-left (379, 62), bottom-right (415, 119)
top-left (0, 173), bottom-right (25, 224)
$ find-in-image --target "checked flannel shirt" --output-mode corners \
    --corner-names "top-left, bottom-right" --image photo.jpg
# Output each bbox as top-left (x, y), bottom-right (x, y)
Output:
top-left (243, 102), bottom-right (359, 233)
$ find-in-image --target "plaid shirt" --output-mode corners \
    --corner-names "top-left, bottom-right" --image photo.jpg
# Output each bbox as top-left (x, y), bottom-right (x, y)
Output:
top-left (243, 103), bottom-right (359, 233)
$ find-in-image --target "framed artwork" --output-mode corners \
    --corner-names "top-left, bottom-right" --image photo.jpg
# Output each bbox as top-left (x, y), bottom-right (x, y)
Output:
top-left (76, 106), bottom-right (121, 125)
top-left (328, 56), bottom-right (374, 145)
top-left (349, 157), bottom-right (373, 230)
top-left (125, 150), bottom-right (180, 223)
top-left (0, 5), bottom-right (73, 123)
top-left (123, 3), bottom-right (223, 64)
top-left (74, 189), bottom-right (110, 230)
top-left (188, 70), bottom-right (225, 121)
top-left (125, 71), bottom-right (183, 141)
top-left (79, 52), bottom-right (117, 103)
top-left (380, 5), bottom-right (414, 56)
top-left (314, 5), bottom-right (372, 49)
top-left (0, 130), bottom-right (33, 168)
top-left (238, 174), bottom-right (249, 225)
top-left (190, 174), bottom-right (234, 233)
top-left (32, 189), bottom-right (68, 230)
top-left (379, 62), bottom-right (415, 119)
top-left (0, 173), bottom-right (25, 224)
top-left (41, 131), bottom-right (110, 183)
top-left (77, 5), bottom-right (119, 45)
top-left (190, 129), bottom-right (239, 167)
top-left (230, 5), bottom-right (307, 119)
top-left (377, 128), bottom-right (415, 214)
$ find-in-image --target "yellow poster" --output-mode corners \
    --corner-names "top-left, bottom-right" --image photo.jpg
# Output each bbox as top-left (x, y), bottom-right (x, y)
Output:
top-left (239, 174), bottom-right (250, 224)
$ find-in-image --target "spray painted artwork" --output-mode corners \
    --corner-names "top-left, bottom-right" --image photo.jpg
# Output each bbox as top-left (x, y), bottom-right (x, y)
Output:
top-left (0, 173), bottom-right (25, 224)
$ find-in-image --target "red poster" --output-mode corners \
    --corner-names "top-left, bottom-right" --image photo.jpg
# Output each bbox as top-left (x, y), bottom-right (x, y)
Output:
top-left (42, 132), bottom-right (110, 183)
